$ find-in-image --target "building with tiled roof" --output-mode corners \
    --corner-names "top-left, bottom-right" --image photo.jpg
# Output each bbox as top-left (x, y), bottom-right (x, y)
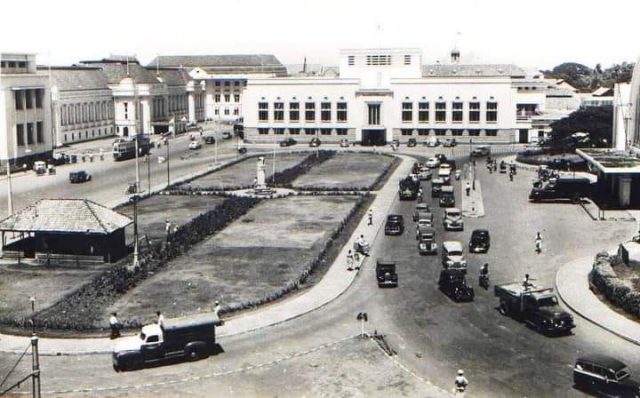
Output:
top-left (421, 64), bottom-right (526, 78)
top-left (0, 199), bottom-right (132, 262)
top-left (42, 66), bottom-right (116, 145)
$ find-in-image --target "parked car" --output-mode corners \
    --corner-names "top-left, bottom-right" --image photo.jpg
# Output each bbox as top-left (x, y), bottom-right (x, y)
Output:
top-left (309, 137), bottom-right (321, 147)
top-left (439, 269), bottom-right (474, 302)
top-left (441, 240), bottom-right (467, 272)
top-left (222, 131), bottom-right (233, 139)
top-left (339, 139), bottom-right (350, 148)
top-left (425, 157), bottom-right (441, 168)
top-left (33, 161), bottom-right (47, 175)
top-left (385, 214), bottom-right (404, 236)
top-left (189, 141), bottom-right (202, 150)
top-left (573, 355), bottom-right (640, 397)
top-left (443, 208), bottom-right (464, 231)
top-left (426, 137), bottom-right (440, 147)
top-left (69, 170), bottom-right (91, 183)
top-left (471, 145), bottom-right (491, 157)
top-left (413, 202), bottom-right (431, 221)
top-left (469, 229), bottom-right (491, 253)
top-left (376, 259), bottom-right (398, 288)
top-left (279, 138), bottom-right (297, 147)
top-left (407, 138), bottom-right (417, 147)
top-left (442, 138), bottom-right (458, 147)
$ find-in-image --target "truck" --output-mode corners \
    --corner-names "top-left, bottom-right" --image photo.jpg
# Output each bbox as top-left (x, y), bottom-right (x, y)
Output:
top-left (494, 282), bottom-right (575, 335)
top-left (399, 175), bottom-right (420, 200)
top-left (113, 135), bottom-right (152, 161)
top-left (529, 175), bottom-right (593, 202)
top-left (112, 313), bottom-right (223, 371)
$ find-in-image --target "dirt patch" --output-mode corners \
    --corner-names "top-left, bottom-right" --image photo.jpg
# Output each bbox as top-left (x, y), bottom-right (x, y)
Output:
top-left (181, 152), bottom-right (308, 190)
top-left (292, 152), bottom-right (395, 190)
top-left (106, 195), bottom-right (361, 326)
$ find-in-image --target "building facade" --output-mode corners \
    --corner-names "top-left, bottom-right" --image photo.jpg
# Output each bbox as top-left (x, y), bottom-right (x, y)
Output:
top-left (46, 66), bottom-right (115, 145)
top-left (243, 48), bottom-right (547, 144)
top-left (0, 53), bottom-right (52, 164)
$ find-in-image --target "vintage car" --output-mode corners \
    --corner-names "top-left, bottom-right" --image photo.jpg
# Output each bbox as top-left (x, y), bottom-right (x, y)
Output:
top-left (69, 170), bottom-right (92, 183)
top-left (309, 137), bottom-right (321, 147)
top-left (470, 145), bottom-right (491, 157)
top-left (573, 355), bottom-right (640, 397)
top-left (443, 208), bottom-right (464, 231)
top-left (279, 138), bottom-right (297, 147)
top-left (418, 167), bottom-right (432, 181)
top-left (439, 269), bottom-right (474, 302)
top-left (431, 178), bottom-right (446, 198)
top-left (425, 157), bottom-right (441, 168)
top-left (222, 131), bottom-right (233, 139)
top-left (415, 213), bottom-right (434, 237)
top-left (376, 259), bottom-right (398, 288)
top-left (407, 138), bottom-right (417, 147)
top-left (441, 240), bottom-right (467, 272)
top-left (188, 140), bottom-right (202, 150)
top-left (339, 139), bottom-right (350, 148)
top-left (439, 186), bottom-right (455, 207)
top-left (469, 229), bottom-right (491, 253)
top-left (385, 214), bottom-right (404, 236)
top-left (417, 226), bottom-right (437, 255)
top-left (442, 138), bottom-right (458, 147)
top-left (413, 202), bottom-right (430, 221)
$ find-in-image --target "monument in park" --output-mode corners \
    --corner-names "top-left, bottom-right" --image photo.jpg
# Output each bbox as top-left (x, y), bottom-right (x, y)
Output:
top-left (252, 156), bottom-right (275, 195)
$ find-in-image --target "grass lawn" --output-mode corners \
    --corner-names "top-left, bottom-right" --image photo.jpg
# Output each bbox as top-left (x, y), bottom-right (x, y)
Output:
top-left (118, 195), bottom-right (226, 242)
top-left (292, 152), bottom-right (394, 190)
top-left (181, 153), bottom-right (310, 190)
top-left (106, 195), bottom-right (360, 325)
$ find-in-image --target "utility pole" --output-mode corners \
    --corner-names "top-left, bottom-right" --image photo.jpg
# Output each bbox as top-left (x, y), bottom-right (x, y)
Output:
top-left (132, 194), bottom-right (139, 269)
top-left (166, 139), bottom-right (170, 187)
top-left (146, 154), bottom-right (151, 193)
top-left (6, 159), bottom-right (13, 216)
top-left (30, 297), bottom-right (40, 398)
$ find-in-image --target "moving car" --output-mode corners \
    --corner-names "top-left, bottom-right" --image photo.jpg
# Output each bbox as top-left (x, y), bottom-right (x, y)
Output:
top-left (425, 137), bottom-right (440, 147)
top-left (309, 137), bottom-right (321, 147)
top-left (417, 226), bottom-right (437, 255)
top-left (376, 259), bottom-right (398, 288)
top-left (443, 208), bottom-right (464, 231)
top-left (573, 355), bottom-right (640, 397)
top-left (407, 138), bottom-right (417, 147)
top-left (69, 170), bottom-right (91, 183)
top-left (203, 133), bottom-right (216, 144)
top-left (415, 213), bottom-right (434, 236)
top-left (442, 138), bottom-right (458, 147)
top-left (431, 178), bottom-right (446, 198)
top-left (222, 131), bottom-right (233, 139)
top-left (441, 240), bottom-right (467, 272)
top-left (469, 229), bottom-right (491, 253)
top-left (385, 214), bottom-right (404, 236)
top-left (425, 157), bottom-right (441, 168)
top-left (439, 269), bottom-right (474, 302)
top-left (339, 139), bottom-right (350, 148)
top-left (413, 202), bottom-right (430, 221)
top-left (439, 186), bottom-right (455, 207)
top-left (188, 141), bottom-right (202, 150)
top-left (112, 313), bottom-right (223, 371)
top-left (529, 176), bottom-right (593, 203)
top-left (33, 161), bottom-right (47, 175)
top-left (279, 138), bottom-right (297, 147)
top-left (471, 145), bottom-right (491, 157)
top-left (418, 167), bottom-right (432, 181)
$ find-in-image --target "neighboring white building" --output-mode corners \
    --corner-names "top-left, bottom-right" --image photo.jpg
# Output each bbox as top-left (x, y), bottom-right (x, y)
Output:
top-left (148, 55), bottom-right (287, 123)
top-left (243, 48), bottom-right (548, 144)
top-left (44, 66), bottom-right (115, 146)
top-left (612, 82), bottom-right (631, 150)
top-left (0, 53), bottom-right (52, 164)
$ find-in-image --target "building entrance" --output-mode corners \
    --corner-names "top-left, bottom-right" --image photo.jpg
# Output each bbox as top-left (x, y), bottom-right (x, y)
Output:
top-left (362, 129), bottom-right (387, 146)
top-left (519, 129), bottom-right (529, 143)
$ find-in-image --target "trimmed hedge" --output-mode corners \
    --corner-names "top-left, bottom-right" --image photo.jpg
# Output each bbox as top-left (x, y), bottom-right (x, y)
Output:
top-left (589, 251), bottom-right (640, 318)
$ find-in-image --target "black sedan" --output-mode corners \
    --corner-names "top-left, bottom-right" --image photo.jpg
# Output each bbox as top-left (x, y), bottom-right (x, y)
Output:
top-left (469, 229), bottom-right (490, 253)
top-left (279, 138), bottom-right (297, 147)
top-left (438, 269), bottom-right (474, 302)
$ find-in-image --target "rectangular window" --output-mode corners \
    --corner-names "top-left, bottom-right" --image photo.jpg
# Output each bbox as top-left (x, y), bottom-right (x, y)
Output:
top-left (289, 102), bottom-right (299, 122)
top-left (336, 128), bottom-right (347, 136)
top-left (274, 102), bottom-right (284, 122)
top-left (274, 128), bottom-right (285, 135)
top-left (214, 108), bottom-right (219, 115)
top-left (452, 129), bottom-right (463, 136)
top-left (35, 89), bottom-right (43, 108)
top-left (224, 108), bottom-right (230, 115)
top-left (233, 108), bottom-right (239, 115)
top-left (27, 123), bottom-right (35, 144)
top-left (289, 128), bottom-right (300, 135)
top-left (418, 102), bottom-right (429, 122)
top-left (258, 102), bottom-right (268, 122)
top-left (337, 102), bottom-right (347, 122)
top-left (305, 103), bottom-right (315, 122)
top-left (14, 91), bottom-right (24, 110)
top-left (417, 129), bottom-right (430, 136)
top-left (404, 55), bottom-right (411, 65)
top-left (401, 129), bottom-right (413, 136)
top-left (368, 104), bottom-right (381, 125)
top-left (215, 81), bottom-right (221, 86)
top-left (258, 128), bottom-right (269, 135)
top-left (304, 128), bottom-right (316, 135)
top-left (435, 102), bottom-right (446, 123)
top-left (215, 94), bottom-right (220, 103)
top-left (234, 94), bottom-right (240, 103)
top-left (224, 81), bottom-right (230, 86)
top-left (320, 128), bottom-right (332, 135)
top-left (224, 94), bottom-right (230, 102)
top-left (36, 121), bottom-right (44, 143)
top-left (321, 102), bottom-right (331, 122)
top-left (468, 129), bottom-right (480, 136)
top-left (234, 81), bottom-right (240, 86)
top-left (469, 102), bottom-right (480, 123)
top-left (452, 102), bottom-right (463, 123)
top-left (25, 90), bottom-right (33, 109)
top-left (486, 102), bottom-right (498, 123)
top-left (124, 102), bottom-right (128, 120)
top-left (485, 129), bottom-right (498, 136)
top-left (366, 55), bottom-right (392, 66)
top-left (16, 124), bottom-right (25, 146)
top-left (402, 102), bottom-right (413, 122)
top-left (348, 56), bottom-right (355, 66)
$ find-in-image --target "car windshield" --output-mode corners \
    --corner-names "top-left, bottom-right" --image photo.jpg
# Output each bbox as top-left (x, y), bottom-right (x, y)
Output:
top-left (538, 296), bottom-right (558, 307)
top-left (447, 211), bottom-right (461, 217)
top-left (139, 332), bottom-right (146, 341)
top-left (615, 369), bottom-right (630, 380)
top-left (449, 250), bottom-right (462, 256)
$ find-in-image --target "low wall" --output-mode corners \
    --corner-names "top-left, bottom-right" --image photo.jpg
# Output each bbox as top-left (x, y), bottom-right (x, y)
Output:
top-left (589, 251), bottom-right (640, 319)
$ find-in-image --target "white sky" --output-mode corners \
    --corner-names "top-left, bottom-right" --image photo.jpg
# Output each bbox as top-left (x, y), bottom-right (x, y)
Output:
top-left (2, 0), bottom-right (639, 70)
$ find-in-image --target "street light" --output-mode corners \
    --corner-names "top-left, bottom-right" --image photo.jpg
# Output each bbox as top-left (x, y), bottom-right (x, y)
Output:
top-left (166, 138), bottom-right (170, 187)
top-left (29, 296), bottom-right (41, 398)
top-left (130, 193), bottom-right (140, 269)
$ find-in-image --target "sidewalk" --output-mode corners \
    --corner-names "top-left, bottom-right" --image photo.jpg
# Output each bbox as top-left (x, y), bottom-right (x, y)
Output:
top-left (556, 210), bottom-right (640, 345)
top-left (0, 154), bottom-right (413, 355)
top-left (460, 164), bottom-right (485, 218)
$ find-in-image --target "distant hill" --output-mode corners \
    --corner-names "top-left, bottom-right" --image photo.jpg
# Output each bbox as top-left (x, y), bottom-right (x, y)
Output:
top-left (543, 62), bottom-right (635, 92)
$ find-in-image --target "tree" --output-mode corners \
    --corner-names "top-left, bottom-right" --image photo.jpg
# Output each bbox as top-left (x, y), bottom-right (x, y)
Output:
top-left (549, 106), bottom-right (613, 148)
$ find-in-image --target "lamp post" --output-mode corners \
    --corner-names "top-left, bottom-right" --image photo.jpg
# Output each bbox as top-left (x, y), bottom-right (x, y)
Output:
top-left (146, 154), bottom-right (151, 193)
top-left (29, 296), bottom-right (40, 398)
top-left (131, 193), bottom-right (139, 269)
top-left (6, 159), bottom-right (13, 216)
top-left (166, 138), bottom-right (170, 187)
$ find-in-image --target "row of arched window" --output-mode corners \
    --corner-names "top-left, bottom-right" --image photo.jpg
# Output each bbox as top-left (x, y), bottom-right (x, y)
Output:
top-left (60, 101), bottom-right (114, 126)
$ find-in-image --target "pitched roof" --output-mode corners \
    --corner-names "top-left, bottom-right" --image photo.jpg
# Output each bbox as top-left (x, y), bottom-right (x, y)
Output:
top-left (40, 67), bottom-right (111, 91)
top-left (148, 55), bottom-right (287, 76)
top-left (150, 68), bottom-right (192, 86)
top-left (0, 199), bottom-right (132, 234)
top-left (422, 64), bottom-right (526, 78)
top-left (95, 62), bottom-right (160, 85)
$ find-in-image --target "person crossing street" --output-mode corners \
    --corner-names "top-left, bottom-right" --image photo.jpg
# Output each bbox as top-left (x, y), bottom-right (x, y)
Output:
top-left (454, 369), bottom-right (469, 396)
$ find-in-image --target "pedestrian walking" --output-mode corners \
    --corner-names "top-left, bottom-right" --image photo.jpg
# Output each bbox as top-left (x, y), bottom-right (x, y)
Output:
top-left (509, 169), bottom-right (514, 181)
top-left (99, 148), bottom-right (104, 161)
top-left (465, 182), bottom-right (471, 197)
top-left (346, 250), bottom-right (355, 271)
top-left (110, 312), bottom-right (121, 339)
top-left (368, 209), bottom-right (373, 226)
top-left (213, 300), bottom-right (222, 318)
top-left (165, 219), bottom-right (172, 240)
top-left (156, 311), bottom-right (165, 328)
top-left (535, 232), bottom-right (543, 254)
top-left (454, 369), bottom-right (469, 397)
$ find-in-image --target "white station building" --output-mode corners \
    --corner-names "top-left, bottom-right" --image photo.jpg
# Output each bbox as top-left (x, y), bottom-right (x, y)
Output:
top-left (243, 48), bottom-right (548, 145)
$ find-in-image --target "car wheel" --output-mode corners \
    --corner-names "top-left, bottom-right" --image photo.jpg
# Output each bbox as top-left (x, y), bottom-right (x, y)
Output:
top-left (499, 302), bottom-right (509, 316)
top-left (187, 347), bottom-right (200, 361)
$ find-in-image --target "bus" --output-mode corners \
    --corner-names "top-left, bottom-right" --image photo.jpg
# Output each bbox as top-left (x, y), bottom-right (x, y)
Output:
top-left (113, 135), bottom-right (152, 161)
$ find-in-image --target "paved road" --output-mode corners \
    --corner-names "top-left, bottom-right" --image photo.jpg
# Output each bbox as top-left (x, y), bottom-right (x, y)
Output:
top-left (1, 147), bottom-right (637, 397)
